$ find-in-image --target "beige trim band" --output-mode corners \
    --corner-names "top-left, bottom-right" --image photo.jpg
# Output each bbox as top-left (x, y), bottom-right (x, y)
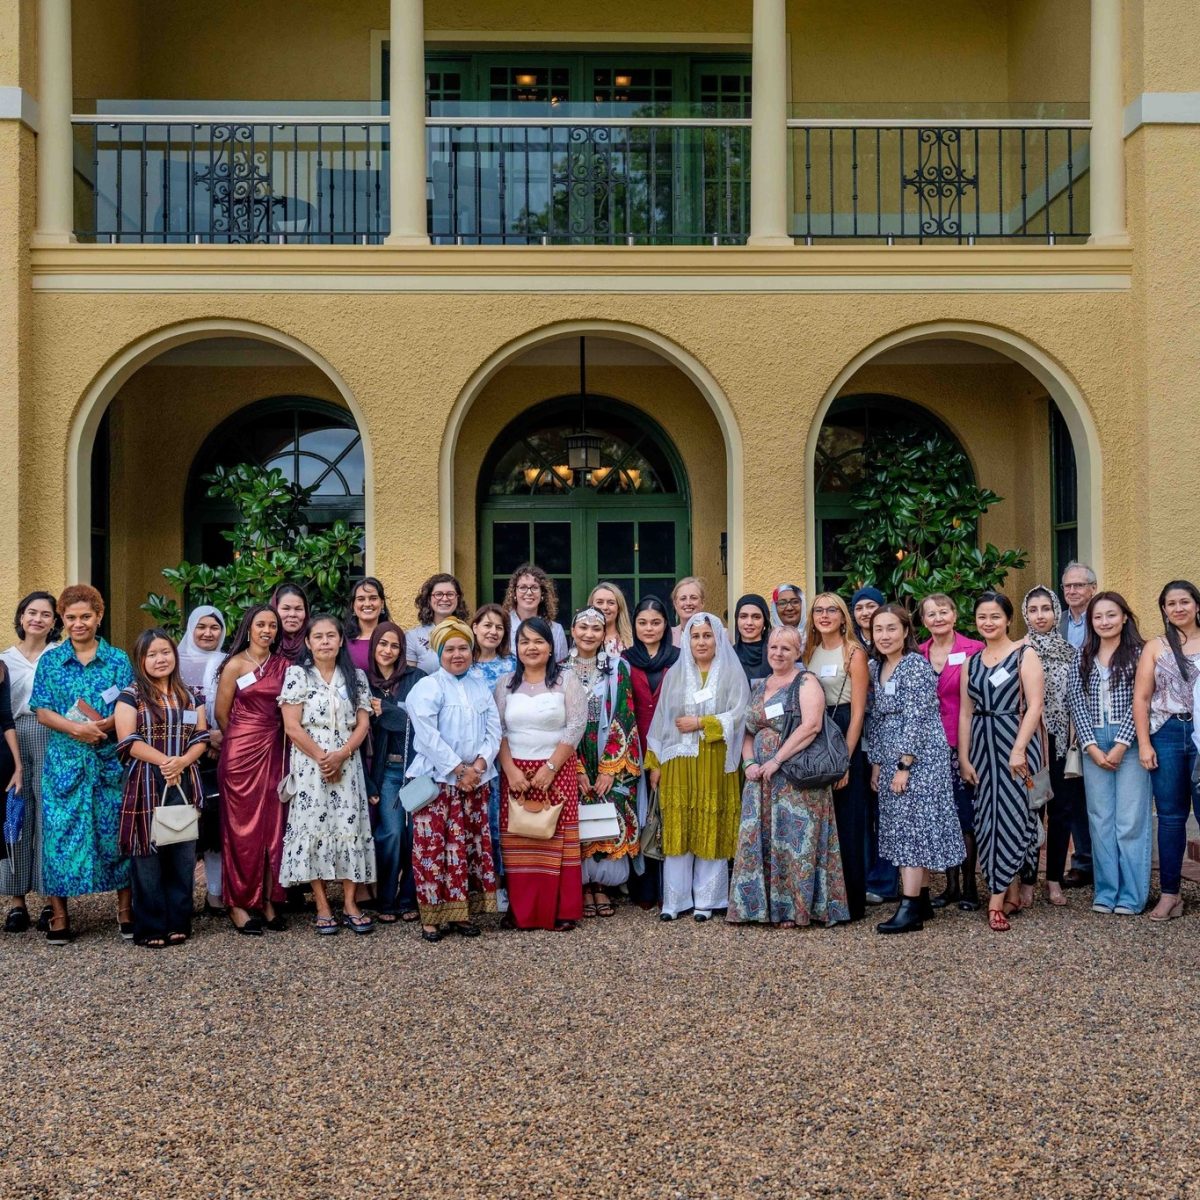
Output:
top-left (1124, 91), bottom-right (1200, 136)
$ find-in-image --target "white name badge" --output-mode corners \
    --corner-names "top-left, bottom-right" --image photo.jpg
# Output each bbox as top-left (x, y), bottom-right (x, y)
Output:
top-left (693, 686), bottom-right (715, 704)
top-left (181, 710), bottom-right (198, 726)
top-left (100, 685), bottom-right (121, 705)
top-left (989, 667), bottom-right (1011, 686)
top-left (883, 681), bottom-right (898, 696)
top-left (236, 671), bottom-right (257, 691)
top-left (765, 702), bottom-right (785, 720)
top-left (819, 664), bottom-right (839, 678)
top-left (337, 684), bottom-right (349, 700)
top-left (947, 652), bottom-right (967, 666)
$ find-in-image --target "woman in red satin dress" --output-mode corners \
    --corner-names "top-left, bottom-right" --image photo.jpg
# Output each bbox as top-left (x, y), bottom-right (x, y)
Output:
top-left (215, 605), bottom-right (289, 936)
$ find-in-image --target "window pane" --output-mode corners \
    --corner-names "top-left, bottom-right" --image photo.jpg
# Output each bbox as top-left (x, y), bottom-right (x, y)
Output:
top-left (609, 579), bottom-right (636, 611)
top-left (638, 577), bottom-right (674, 608)
top-left (597, 522), bottom-right (635, 575)
top-left (492, 522), bottom-right (531, 575)
top-left (534, 522), bottom-right (572, 575)
top-left (553, 577), bottom-right (573, 620)
top-left (638, 521), bottom-right (676, 575)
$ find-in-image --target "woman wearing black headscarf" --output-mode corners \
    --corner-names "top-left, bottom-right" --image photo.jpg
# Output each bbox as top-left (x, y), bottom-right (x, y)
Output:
top-left (733, 594), bottom-right (772, 682)
top-left (622, 597), bottom-right (680, 909)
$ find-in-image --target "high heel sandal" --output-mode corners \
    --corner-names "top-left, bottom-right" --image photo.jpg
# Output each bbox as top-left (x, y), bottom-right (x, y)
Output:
top-left (1148, 897), bottom-right (1184, 922)
top-left (988, 908), bottom-right (1011, 932)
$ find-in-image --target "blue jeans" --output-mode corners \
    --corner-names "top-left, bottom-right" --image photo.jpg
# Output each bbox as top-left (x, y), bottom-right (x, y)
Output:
top-left (1081, 724), bottom-right (1152, 912)
top-left (865, 786), bottom-right (899, 899)
top-left (374, 762), bottom-right (417, 915)
top-left (487, 778), bottom-right (504, 877)
top-left (1149, 716), bottom-right (1200, 895)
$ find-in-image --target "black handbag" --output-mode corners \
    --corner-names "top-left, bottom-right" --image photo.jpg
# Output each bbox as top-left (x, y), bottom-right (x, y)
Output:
top-left (776, 673), bottom-right (850, 789)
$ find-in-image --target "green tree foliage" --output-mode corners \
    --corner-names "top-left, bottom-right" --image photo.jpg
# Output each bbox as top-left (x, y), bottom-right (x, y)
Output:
top-left (837, 432), bottom-right (1027, 623)
top-left (142, 463), bottom-right (363, 639)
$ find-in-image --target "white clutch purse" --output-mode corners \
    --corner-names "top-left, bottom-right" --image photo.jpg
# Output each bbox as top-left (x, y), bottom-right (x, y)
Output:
top-left (578, 800), bottom-right (621, 843)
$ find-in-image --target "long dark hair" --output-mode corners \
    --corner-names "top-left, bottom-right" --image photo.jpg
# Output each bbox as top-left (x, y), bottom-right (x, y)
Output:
top-left (344, 577), bottom-right (392, 639)
top-left (217, 604), bottom-right (281, 678)
top-left (415, 574), bottom-right (469, 626)
top-left (869, 603), bottom-right (920, 662)
top-left (1158, 579), bottom-right (1200, 683)
top-left (130, 627), bottom-right (195, 719)
top-left (367, 620), bottom-right (411, 694)
top-left (507, 616), bottom-right (563, 691)
top-left (1080, 591), bottom-right (1144, 688)
top-left (13, 591), bottom-right (63, 643)
top-left (297, 612), bottom-right (358, 694)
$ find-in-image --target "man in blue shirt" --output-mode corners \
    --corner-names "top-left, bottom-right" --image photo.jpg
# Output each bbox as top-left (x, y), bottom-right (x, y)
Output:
top-left (1058, 561), bottom-right (1096, 885)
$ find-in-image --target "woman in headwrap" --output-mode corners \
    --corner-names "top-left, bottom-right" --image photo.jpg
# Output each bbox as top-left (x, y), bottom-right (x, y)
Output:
top-left (270, 583), bottom-right (310, 665)
top-left (404, 617), bottom-right (500, 942)
top-left (176, 605), bottom-right (227, 915)
top-left (496, 617), bottom-right (588, 931)
top-left (646, 612), bottom-right (750, 922)
top-left (1022, 585), bottom-right (1081, 907)
top-left (622, 597), bottom-right (680, 909)
top-left (850, 586), bottom-right (885, 648)
top-left (769, 584), bottom-right (807, 646)
top-left (567, 607), bottom-right (641, 918)
top-left (733, 594), bottom-right (771, 682)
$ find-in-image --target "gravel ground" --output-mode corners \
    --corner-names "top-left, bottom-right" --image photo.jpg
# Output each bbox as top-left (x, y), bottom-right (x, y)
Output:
top-left (3, 875), bottom-right (1199, 1200)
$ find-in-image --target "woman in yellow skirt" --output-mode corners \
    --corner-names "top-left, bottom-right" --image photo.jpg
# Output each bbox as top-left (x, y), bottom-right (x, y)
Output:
top-left (646, 612), bottom-right (749, 921)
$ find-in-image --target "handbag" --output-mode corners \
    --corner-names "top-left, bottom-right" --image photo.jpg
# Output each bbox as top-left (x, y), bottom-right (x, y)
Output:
top-left (1063, 736), bottom-right (1083, 780)
top-left (394, 710), bottom-right (438, 815)
top-left (578, 799), bottom-right (621, 843)
top-left (3, 786), bottom-right (24, 846)
top-left (1017, 648), bottom-right (1054, 811)
top-left (507, 775), bottom-right (565, 840)
top-left (638, 785), bottom-right (663, 861)
top-left (776, 674), bottom-right (850, 789)
top-left (150, 783), bottom-right (200, 848)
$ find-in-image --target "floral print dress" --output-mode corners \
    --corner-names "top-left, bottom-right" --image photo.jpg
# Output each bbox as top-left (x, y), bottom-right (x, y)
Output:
top-left (278, 665), bottom-right (376, 886)
top-left (728, 675), bottom-right (850, 926)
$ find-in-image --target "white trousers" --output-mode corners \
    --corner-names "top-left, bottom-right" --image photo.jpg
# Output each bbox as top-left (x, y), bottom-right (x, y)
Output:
top-left (581, 856), bottom-right (630, 887)
top-left (662, 853), bottom-right (728, 917)
top-left (203, 850), bottom-right (223, 899)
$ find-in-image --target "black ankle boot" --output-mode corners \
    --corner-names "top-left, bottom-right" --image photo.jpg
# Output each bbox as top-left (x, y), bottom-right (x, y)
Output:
top-left (931, 867), bottom-right (960, 909)
top-left (918, 886), bottom-right (935, 920)
top-left (958, 868), bottom-right (980, 911)
top-left (876, 895), bottom-right (924, 935)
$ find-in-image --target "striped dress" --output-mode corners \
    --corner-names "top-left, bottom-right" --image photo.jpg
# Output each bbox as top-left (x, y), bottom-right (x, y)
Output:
top-left (967, 648), bottom-right (1041, 894)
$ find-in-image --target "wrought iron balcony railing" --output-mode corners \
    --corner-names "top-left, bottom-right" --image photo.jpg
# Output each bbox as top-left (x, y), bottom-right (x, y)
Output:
top-left (70, 112), bottom-right (1089, 245)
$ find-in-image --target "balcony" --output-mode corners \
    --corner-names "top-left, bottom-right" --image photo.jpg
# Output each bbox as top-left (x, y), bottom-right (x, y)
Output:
top-left (71, 103), bottom-right (1090, 247)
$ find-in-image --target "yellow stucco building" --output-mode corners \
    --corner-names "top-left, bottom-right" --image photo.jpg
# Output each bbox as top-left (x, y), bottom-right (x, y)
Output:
top-left (0, 0), bottom-right (1196, 644)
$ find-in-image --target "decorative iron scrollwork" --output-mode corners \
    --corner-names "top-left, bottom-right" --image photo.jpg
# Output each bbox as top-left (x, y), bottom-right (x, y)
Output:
top-left (902, 127), bottom-right (977, 239)
top-left (193, 124), bottom-right (275, 242)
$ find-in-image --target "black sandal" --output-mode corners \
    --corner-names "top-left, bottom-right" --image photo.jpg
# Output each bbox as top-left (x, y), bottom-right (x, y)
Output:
top-left (450, 921), bottom-right (482, 938)
top-left (552, 920), bottom-right (577, 932)
top-left (262, 913), bottom-right (288, 932)
top-left (421, 927), bottom-right (444, 943)
top-left (230, 914), bottom-right (264, 937)
top-left (4, 907), bottom-right (29, 933)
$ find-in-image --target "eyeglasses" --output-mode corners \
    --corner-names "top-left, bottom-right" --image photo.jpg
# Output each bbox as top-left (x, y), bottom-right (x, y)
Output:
top-left (430, 590), bottom-right (458, 600)
top-left (811, 605), bottom-right (840, 615)
top-left (516, 584), bottom-right (541, 593)
top-left (777, 599), bottom-right (802, 609)
top-left (1062, 583), bottom-right (1091, 590)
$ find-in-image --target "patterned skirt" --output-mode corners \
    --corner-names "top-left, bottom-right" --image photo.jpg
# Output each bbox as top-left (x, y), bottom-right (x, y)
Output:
top-left (0, 714), bottom-right (48, 895)
top-left (501, 757), bottom-right (582, 930)
top-left (411, 782), bottom-right (497, 926)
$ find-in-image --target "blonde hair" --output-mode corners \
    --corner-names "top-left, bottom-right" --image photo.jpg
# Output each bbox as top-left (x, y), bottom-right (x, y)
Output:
top-left (589, 582), bottom-right (633, 649)
top-left (918, 592), bottom-right (958, 625)
top-left (768, 625), bottom-right (803, 657)
top-left (802, 592), bottom-right (856, 672)
top-left (671, 576), bottom-right (707, 622)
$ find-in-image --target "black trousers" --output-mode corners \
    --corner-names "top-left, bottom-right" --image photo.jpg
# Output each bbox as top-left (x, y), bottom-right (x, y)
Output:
top-left (1044, 733), bottom-right (1081, 884)
top-left (829, 703), bottom-right (868, 922)
top-left (131, 840), bottom-right (196, 941)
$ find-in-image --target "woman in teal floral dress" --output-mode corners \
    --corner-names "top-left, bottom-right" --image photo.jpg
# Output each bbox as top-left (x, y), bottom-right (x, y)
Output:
top-left (729, 626), bottom-right (849, 928)
top-left (30, 585), bottom-right (134, 944)
top-left (568, 608), bottom-right (641, 918)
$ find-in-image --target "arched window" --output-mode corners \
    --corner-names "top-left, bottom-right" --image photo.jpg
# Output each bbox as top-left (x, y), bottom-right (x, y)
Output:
top-left (815, 394), bottom-right (971, 594)
top-left (186, 396), bottom-right (365, 564)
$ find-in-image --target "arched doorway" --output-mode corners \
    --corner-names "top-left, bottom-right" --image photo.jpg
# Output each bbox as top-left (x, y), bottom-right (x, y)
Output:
top-left (478, 396), bottom-right (691, 617)
top-left (185, 396), bottom-right (366, 564)
top-left (814, 394), bottom-right (970, 594)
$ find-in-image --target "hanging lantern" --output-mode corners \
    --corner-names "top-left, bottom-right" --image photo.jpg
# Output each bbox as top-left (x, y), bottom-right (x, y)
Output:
top-left (568, 335), bottom-right (602, 478)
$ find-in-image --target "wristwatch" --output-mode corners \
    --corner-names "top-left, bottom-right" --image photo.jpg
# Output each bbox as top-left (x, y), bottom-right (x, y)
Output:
top-left (895, 758), bottom-right (913, 771)
top-left (545, 760), bottom-right (558, 774)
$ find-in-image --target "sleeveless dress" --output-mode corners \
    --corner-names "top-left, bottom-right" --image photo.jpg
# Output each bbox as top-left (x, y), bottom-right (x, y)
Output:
top-left (967, 648), bottom-right (1042, 893)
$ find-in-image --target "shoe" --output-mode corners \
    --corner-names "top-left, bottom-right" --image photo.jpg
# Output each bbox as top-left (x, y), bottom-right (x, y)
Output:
top-left (1113, 906), bottom-right (1137, 916)
top-left (1148, 897), bottom-right (1184, 922)
top-left (1062, 869), bottom-right (1093, 890)
top-left (930, 868), bottom-right (960, 910)
top-left (314, 915), bottom-right (341, 936)
top-left (1091, 903), bottom-right (1114, 914)
top-left (118, 916), bottom-right (135, 940)
top-left (201, 899), bottom-right (226, 918)
top-left (876, 897), bottom-right (924, 935)
top-left (421, 927), bottom-right (443, 943)
top-left (988, 907), bottom-right (1011, 932)
top-left (918, 887), bottom-right (935, 920)
top-left (865, 892), bottom-right (885, 905)
top-left (694, 911), bottom-right (711, 923)
top-left (342, 912), bottom-right (375, 935)
top-left (958, 874), bottom-right (981, 912)
top-left (659, 912), bottom-right (678, 922)
top-left (450, 921), bottom-right (482, 938)
top-left (262, 913), bottom-right (288, 932)
top-left (46, 919), bottom-right (75, 946)
top-left (36, 905), bottom-right (52, 933)
top-left (231, 914), bottom-right (265, 937)
top-left (3, 907), bottom-right (30, 933)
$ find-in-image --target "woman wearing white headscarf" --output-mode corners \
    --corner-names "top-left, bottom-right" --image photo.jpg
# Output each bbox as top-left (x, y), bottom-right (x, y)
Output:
top-left (177, 605), bottom-right (227, 914)
top-left (646, 612), bottom-right (750, 921)
top-left (770, 584), bottom-right (808, 657)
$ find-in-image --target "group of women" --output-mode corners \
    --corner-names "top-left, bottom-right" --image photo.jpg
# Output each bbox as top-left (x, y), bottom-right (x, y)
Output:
top-left (1, 565), bottom-right (1196, 947)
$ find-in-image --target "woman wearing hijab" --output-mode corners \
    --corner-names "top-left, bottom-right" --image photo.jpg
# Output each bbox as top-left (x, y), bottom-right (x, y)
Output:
top-left (270, 583), bottom-right (310, 665)
top-left (404, 618), bottom-right (500, 942)
top-left (733, 594), bottom-right (771, 682)
top-left (850, 587), bottom-right (885, 648)
top-left (364, 621), bottom-right (425, 923)
top-left (1021, 586), bottom-right (1081, 907)
top-left (177, 605), bottom-right (227, 915)
top-left (769, 585), bottom-right (807, 645)
top-left (646, 612), bottom-right (750, 922)
top-left (622, 597), bottom-right (680, 909)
